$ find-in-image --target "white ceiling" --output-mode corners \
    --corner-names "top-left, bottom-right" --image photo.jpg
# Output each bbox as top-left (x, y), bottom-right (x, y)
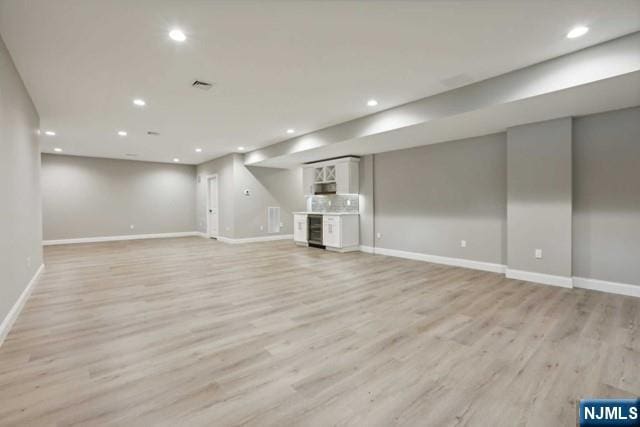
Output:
top-left (1, 0), bottom-right (639, 164)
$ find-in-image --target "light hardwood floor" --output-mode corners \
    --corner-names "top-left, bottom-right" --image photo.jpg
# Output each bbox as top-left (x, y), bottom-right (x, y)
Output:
top-left (0, 237), bottom-right (638, 426)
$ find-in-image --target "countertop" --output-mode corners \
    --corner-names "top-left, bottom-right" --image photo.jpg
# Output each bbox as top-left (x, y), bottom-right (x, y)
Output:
top-left (293, 211), bottom-right (359, 216)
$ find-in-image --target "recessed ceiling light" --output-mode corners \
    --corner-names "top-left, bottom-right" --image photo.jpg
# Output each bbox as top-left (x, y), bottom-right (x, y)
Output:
top-left (567, 26), bottom-right (589, 39)
top-left (237, 146), bottom-right (245, 151)
top-left (195, 148), bottom-right (203, 153)
top-left (286, 129), bottom-right (295, 134)
top-left (173, 158), bottom-right (180, 162)
top-left (169, 29), bottom-right (186, 42)
top-left (117, 130), bottom-right (127, 136)
top-left (133, 99), bottom-right (146, 107)
top-left (367, 99), bottom-right (378, 107)
top-left (53, 147), bottom-right (63, 152)
top-left (45, 130), bottom-right (56, 136)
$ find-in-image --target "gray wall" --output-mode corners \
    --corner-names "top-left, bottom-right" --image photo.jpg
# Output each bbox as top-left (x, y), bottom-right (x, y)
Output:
top-left (0, 35), bottom-right (43, 324)
top-left (506, 118), bottom-right (573, 277)
top-left (41, 154), bottom-right (197, 240)
top-left (196, 153), bottom-right (304, 239)
top-left (359, 155), bottom-right (375, 248)
top-left (573, 107), bottom-right (640, 285)
top-left (196, 154), bottom-right (236, 237)
top-left (374, 133), bottom-right (507, 264)
top-left (239, 160), bottom-right (304, 239)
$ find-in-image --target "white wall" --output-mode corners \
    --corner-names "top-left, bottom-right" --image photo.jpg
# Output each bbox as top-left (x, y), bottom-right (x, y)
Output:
top-left (41, 154), bottom-right (197, 240)
top-left (0, 35), bottom-right (43, 327)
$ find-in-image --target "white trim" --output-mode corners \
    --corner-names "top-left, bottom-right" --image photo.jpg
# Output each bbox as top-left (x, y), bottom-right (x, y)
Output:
top-left (217, 234), bottom-right (294, 244)
top-left (0, 264), bottom-right (44, 347)
top-left (205, 174), bottom-right (219, 239)
top-left (505, 268), bottom-right (573, 288)
top-left (573, 277), bottom-right (640, 298)
top-left (359, 245), bottom-right (375, 254)
top-left (43, 232), bottom-right (201, 246)
top-left (372, 246), bottom-right (506, 274)
top-left (364, 246), bottom-right (636, 297)
top-left (326, 245), bottom-right (360, 253)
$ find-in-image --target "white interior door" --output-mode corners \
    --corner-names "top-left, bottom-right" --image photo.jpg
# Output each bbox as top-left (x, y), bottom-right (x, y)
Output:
top-left (207, 176), bottom-right (219, 238)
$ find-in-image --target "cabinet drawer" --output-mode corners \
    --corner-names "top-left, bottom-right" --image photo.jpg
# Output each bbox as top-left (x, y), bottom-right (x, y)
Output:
top-left (323, 215), bottom-right (340, 224)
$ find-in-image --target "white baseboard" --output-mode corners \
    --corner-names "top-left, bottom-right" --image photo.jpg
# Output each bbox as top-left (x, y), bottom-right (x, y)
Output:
top-left (359, 245), bottom-right (375, 254)
top-left (371, 246), bottom-right (506, 274)
top-left (505, 268), bottom-right (573, 288)
top-left (573, 277), bottom-right (640, 298)
top-left (43, 231), bottom-right (201, 246)
top-left (217, 234), bottom-right (294, 244)
top-left (0, 264), bottom-right (44, 347)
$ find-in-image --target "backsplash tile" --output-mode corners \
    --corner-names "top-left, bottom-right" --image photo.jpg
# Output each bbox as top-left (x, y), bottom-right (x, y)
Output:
top-left (307, 194), bottom-right (359, 212)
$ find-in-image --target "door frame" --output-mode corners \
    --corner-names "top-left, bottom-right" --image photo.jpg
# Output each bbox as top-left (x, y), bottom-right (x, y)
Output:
top-left (206, 174), bottom-right (219, 239)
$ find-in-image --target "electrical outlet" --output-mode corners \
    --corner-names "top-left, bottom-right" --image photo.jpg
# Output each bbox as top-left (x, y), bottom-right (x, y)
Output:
top-left (461, 240), bottom-right (467, 248)
top-left (376, 232), bottom-right (381, 239)
top-left (535, 249), bottom-right (543, 259)
top-left (260, 225), bottom-right (264, 231)
top-left (346, 199), bottom-right (351, 206)
top-left (130, 224), bottom-right (135, 230)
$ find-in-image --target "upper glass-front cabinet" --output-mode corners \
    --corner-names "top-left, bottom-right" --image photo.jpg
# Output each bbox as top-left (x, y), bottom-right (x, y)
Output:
top-left (324, 165), bottom-right (336, 182)
top-left (314, 165), bottom-right (336, 183)
top-left (303, 157), bottom-right (360, 195)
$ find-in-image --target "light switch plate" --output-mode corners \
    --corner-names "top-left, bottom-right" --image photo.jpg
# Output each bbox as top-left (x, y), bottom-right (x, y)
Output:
top-left (535, 249), bottom-right (543, 259)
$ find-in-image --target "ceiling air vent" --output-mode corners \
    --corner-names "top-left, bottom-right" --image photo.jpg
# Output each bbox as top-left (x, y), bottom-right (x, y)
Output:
top-left (192, 80), bottom-right (213, 91)
top-left (147, 131), bottom-right (160, 136)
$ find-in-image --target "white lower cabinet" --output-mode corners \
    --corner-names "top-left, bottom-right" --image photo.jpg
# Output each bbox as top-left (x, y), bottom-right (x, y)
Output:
top-left (323, 215), bottom-right (359, 252)
top-left (323, 216), bottom-right (340, 247)
top-left (293, 214), bottom-right (308, 244)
